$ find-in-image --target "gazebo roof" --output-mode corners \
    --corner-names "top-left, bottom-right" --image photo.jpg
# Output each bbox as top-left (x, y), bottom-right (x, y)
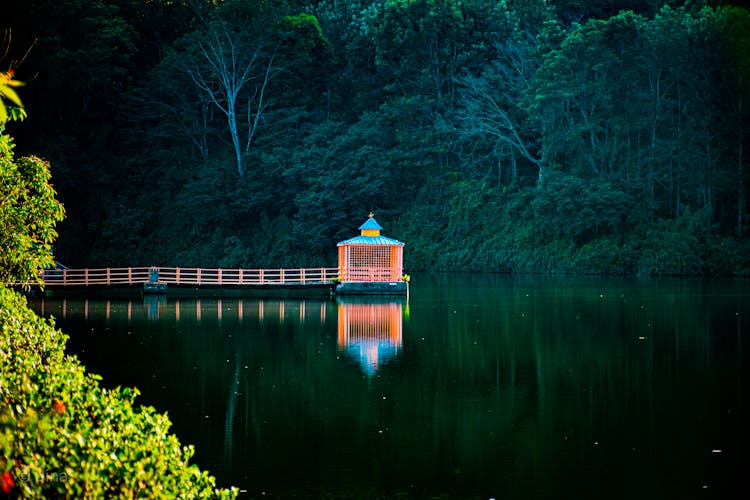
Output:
top-left (338, 214), bottom-right (404, 246)
top-left (337, 234), bottom-right (405, 246)
top-left (359, 217), bottom-right (383, 231)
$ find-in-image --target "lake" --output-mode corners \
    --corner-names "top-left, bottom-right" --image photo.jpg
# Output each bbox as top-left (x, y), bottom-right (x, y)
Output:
top-left (28, 274), bottom-right (748, 499)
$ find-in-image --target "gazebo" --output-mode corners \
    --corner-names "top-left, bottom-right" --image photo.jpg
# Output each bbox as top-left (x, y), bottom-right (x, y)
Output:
top-left (335, 214), bottom-right (407, 295)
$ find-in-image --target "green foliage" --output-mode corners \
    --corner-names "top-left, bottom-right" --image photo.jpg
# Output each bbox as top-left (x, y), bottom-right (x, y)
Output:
top-left (374, 0), bottom-right (464, 97)
top-left (631, 210), bottom-right (707, 277)
top-left (572, 237), bottom-right (636, 276)
top-left (274, 13), bottom-right (334, 109)
top-left (275, 13), bottom-right (331, 63)
top-left (0, 287), bottom-right (237, 498)
top-left (704, 235), bottom-right (750, 276)
top-left (4, 0), bottom-right (749, 276)
top-left (0, 71), bottom-right (24, 125)
top-left (532, 171), bottom-right (634, 242)
top-left (0, 133), bottom-right (65, 287)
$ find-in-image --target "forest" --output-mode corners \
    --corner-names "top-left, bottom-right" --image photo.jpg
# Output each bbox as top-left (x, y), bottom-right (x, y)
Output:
top-left (4, 0), bottom-right (750, 276)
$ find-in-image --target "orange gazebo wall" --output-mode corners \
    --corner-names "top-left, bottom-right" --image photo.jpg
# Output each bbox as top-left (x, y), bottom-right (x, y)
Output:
top-left (337, 244), bottom-right (403, 282)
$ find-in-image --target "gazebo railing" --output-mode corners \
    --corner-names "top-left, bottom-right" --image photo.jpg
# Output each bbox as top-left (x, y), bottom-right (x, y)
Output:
top-left (339, 267), bottom-right (403, 282)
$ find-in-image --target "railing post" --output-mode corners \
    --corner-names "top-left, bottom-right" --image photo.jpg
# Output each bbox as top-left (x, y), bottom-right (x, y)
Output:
top-left (239, 269), bottom-right (243, 285)
top-left (197, 268), bottom-right (201, 285)
top-left (280, 268), bottom-right (285, 284)
top-left (106, 268), bottom-right (110, 285)
top-left (176, 267), bottom-right (180, 284)
top-left (260, 269), bottom-right (264, 284)
top-left (63, 269), bottom-right (67, 285)
top-left (128, 268), bottom-right (132, 284)
top-left (84, 268), bottom-right (89, 286)
top-left (301, 268), bottom-right (305, 284)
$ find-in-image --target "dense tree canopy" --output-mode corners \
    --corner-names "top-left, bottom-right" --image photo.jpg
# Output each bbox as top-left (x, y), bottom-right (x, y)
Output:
top-left (3, 0), bottom-right (749, 275)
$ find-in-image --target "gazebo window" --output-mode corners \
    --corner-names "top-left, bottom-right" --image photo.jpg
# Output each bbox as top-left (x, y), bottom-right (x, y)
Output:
top-left (350, 246), bottom-right (389, 269)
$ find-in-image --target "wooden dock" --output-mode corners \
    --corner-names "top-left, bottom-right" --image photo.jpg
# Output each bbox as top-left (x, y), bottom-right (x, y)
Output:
top-left (39, 266), bottom-right (341, 294)
top-left (31, 263), bottom-right (406, 296)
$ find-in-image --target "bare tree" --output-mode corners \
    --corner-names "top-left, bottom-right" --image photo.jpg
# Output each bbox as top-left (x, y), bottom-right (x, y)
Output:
top-left (184, 25), bottom-right (280, 178)
top-left (454, 40), bottom-right (543, 185)
top-left (456, 74), bottom-right (542, 180)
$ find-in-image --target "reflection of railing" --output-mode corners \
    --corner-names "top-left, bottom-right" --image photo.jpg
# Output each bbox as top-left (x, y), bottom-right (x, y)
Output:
top-left (339, 267), bottom-right (402, 282)
top-left (34, 297), bottom-right (332, 324)
top-left (40, 267), bottom-right (340, 287)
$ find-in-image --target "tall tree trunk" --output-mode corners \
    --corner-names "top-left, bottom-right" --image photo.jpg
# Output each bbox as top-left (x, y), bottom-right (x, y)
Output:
top-left (738, 93), bottom-right (745, 238)
top-left (228, 109), bottom-right (243, 177)
top-left (496, 155), bottom-right (503, 186)
top-left (675, 82), bottom-right (683, 216)
top-left (704, 142), bottom-right (713, 228)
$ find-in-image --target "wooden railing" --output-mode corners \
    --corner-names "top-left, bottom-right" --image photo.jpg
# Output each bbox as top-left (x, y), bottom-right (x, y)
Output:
top-left (41, 267), bottom-right (152, 286)
top-left (156, 267), bottom-right (339, 285)
top-left (340, 267), bottom-right (402, 282)
top-left (40, 267), bottom-right (340, 287)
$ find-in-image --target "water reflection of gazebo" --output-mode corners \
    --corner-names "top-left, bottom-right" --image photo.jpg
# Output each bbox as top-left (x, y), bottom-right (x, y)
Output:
top-left (337, 300), bottom-right (403, 376)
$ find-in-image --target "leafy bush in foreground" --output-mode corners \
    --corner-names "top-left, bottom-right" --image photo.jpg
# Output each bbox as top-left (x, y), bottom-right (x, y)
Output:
top-left (0, 286), bottom-right (237, 499)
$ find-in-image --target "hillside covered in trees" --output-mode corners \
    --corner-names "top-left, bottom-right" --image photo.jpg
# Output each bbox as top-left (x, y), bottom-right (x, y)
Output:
top-left (4, 0), bottom-right (750, 275)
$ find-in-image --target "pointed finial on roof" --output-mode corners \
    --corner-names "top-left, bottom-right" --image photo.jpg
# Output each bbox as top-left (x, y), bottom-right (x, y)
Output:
top-left (359, 213), bottom-right (382, 235)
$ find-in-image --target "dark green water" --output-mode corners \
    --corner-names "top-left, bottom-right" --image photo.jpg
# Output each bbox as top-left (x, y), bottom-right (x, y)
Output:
top-left (29, 274), bottom-right (748, 499)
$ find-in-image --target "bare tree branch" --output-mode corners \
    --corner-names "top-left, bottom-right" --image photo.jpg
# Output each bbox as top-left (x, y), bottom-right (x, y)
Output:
top-left (183, 25), bottom-right (279, 177)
